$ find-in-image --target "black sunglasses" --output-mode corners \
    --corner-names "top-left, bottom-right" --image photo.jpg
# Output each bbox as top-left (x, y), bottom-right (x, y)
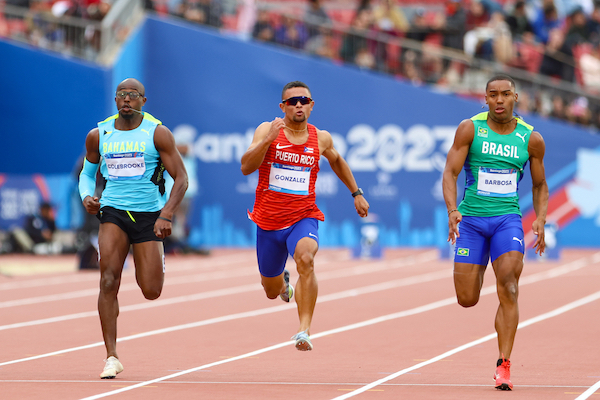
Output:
top-left (282, 96), bottom-right (312, 106)
top-left (116, 91), bottom-right (143, 100)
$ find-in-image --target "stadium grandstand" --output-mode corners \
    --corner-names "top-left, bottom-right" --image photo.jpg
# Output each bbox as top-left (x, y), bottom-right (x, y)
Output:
top-left (1, 0), bottom-right (600, 130)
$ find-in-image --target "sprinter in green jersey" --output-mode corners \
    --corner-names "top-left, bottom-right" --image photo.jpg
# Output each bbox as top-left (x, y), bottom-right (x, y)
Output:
top-left (442, 75), bottom-right (549, 391)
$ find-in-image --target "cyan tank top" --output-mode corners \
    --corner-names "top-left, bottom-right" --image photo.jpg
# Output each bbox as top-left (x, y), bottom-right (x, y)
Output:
top-left (98, 112), bottom-right (166, 212)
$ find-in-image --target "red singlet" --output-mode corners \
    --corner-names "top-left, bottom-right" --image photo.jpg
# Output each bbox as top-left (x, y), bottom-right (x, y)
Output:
top-left (249, 123), bottom-right (324, 230)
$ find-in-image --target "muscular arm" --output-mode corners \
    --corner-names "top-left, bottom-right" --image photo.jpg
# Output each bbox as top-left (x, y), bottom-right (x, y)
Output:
top-left (528, 130), bottom-right (549, 255)
top-left (155, 125), bottom-right (188, 221)
top-left (320, 129), bottom-right (369, 217)
top-left (442, 119), bottom-right (474, 244)
top-left (80, 128), bottom-right (102, 215)
top-left (241, 118), bottom-right (285, 175)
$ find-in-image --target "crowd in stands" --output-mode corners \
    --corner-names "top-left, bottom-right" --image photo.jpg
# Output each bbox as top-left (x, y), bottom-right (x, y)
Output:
top-left (1, 0), bottom-right (112, 57)
top-left (3, 0), bottom-right (600, 130)
top-left (151, 0), bottom-right (600, 131)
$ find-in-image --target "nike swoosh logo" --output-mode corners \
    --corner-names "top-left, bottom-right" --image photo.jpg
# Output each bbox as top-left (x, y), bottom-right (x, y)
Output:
top-left (308, 233), bottom-right (318, 239)
top-left (276, 143), bottom-right (294, 149)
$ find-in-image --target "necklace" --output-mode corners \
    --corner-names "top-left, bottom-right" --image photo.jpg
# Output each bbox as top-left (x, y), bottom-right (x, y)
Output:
top-left (285, 125), bottom-right (307, 134)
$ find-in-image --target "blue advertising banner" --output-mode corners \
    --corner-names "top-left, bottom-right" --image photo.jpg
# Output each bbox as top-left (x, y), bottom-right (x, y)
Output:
top-left (141, 16), bottom-right (600, 249)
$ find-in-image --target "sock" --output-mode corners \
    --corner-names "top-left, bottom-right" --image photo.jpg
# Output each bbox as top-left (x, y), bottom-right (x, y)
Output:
top-left (497, 358), bottom-right (509, 367)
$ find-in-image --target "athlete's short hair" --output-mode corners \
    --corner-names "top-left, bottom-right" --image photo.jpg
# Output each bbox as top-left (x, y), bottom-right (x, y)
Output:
top-left (486, 75), bottom-right (516, 92)
top-left (282, 81), bottom-right (311, 99)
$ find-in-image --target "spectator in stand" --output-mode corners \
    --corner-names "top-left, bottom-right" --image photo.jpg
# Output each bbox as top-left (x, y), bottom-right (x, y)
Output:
top-left (252, 10), bottom-right (275, 43)
top-left (372, 0), bottom-right (409, 34)
top-left (588, 3), bottom-right (600, 43)
top-left (304, 0), bottom-right (331, 38)
top-left (549, 94), bottom-right (567, 120)
top-left (539, 27), bottom-right (575, 81)
top-left (441, 0), bottom-right (467, 51)
top-left (579, 40), bottom-right (600, 91)
top-left (9, 201), bottom-right (60, 254)
top-left (304, 26), bottom-right (336, 60)
top-left (176, 0), bottom-right (222, 28)
top-left (406, 7), bottom-right (431, 43)
top-left (566, 6), bottom-right (592, 44)
top-left (275, 14), bottom-right (309, 49)
top-left (566, 96), bottom-right (592, 125)
top-left (371, 0), bottom-right (409, 71)
top-left (465, 0), bottom-right (490, 33)
top-left (339, 9), bottom-right (375, 69)
top-left (253, 10), bottom-right (274, 42)
top-left (532, 2), bottom-right (563, 44)
top-left (506, 0), bottom-right (534, 40)
top-left (463, 11), bottom-right (512, 62)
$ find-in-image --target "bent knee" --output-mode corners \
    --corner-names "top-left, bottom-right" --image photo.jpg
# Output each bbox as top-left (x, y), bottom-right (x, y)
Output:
top-left (457, 294), bottom-right (479, 308)
top-left (142, 287), bottom-right (162, 300)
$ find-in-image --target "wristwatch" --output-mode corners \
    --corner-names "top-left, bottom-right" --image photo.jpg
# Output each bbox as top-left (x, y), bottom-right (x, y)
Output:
top-left (352, 188), bottom-right (364, 198)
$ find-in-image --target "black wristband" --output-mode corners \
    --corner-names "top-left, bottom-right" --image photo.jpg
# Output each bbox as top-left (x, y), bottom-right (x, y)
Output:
top-left (352, 188), bottom-right (364, 198)
top-left (157, 216), bottom-right (172, 223)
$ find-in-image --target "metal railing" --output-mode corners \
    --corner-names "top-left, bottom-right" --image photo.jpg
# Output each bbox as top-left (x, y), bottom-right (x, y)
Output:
top-left (1, 0), bottom-right (143, 64)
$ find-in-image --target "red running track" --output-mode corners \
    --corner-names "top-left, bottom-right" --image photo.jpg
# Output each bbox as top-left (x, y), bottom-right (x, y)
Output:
top-left (1, 248), bottom-right (600, 400)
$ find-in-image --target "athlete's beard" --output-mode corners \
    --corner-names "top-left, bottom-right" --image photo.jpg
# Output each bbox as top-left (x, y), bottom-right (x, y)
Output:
top-left (118, 108), bottom-right (143, 120)
top-left (292, 115), bottom-right (307, 123)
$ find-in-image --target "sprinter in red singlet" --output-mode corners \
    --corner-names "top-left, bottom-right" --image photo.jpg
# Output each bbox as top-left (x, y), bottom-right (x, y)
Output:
top-left (241, 81), bottom-right (369, 351)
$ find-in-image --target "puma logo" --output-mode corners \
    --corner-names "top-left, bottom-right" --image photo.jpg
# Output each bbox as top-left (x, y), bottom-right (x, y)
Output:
top-left (513, 237), bottom-right (523, 246)
top-left (515, 132), bottom-right (526, 142)
top-left (141, 129), bottom-right (150, 136)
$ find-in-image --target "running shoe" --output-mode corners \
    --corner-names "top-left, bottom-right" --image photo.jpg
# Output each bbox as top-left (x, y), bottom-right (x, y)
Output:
top-left (279, 269), bottom-right (294, 303)
top-left (100, 356), bottom-right (124, 379)
top-left (494, 358), bottom-right (513, 390)
top-left (291, 330), bottom-right (313, 351)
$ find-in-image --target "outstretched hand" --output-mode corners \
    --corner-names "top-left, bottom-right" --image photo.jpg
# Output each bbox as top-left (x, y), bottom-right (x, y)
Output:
top-left (532, 218), bottom-right (546, 255)
top-left (82, 196), bottom-right (101, 215)
top-left (355, 196), bottom-right (369, 218)
top-left (154, 218), bottom-right (172, 239)
top-left (447, 210), bottom-right (462, 245)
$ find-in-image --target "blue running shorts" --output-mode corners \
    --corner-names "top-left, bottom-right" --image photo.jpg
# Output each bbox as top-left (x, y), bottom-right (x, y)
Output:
top-left (256, 218), bottom-right (319, 278)
top-left (454, 214), bottom-right (524, 265)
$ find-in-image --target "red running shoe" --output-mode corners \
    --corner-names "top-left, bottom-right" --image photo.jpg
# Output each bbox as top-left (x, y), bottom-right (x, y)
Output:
top-left (494, 358), bottom-right (513, 390)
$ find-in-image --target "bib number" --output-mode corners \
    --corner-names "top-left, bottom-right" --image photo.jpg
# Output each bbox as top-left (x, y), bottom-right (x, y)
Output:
top-left (477, 167), bottom-right (517, 197)
top-left (268, 163), bottom-right (311, 195)
top-left (105, 152), bottom-right (146, 181)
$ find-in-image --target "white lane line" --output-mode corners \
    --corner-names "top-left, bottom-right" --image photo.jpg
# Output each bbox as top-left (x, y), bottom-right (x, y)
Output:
top-left (0, 251), bottom-right (438, 326)
top-left (0, 269), bottom-right (451, 366)
top-left (2, 251), bottom-right (596, 364)
top-left (0, 252), bottom-right (257, 291)
top-left (79, 289), bottom-right (600, 399)
top-left (573, 379), bottom-right (600, 399)
top-left (0, 380), bottom-right (591, 388)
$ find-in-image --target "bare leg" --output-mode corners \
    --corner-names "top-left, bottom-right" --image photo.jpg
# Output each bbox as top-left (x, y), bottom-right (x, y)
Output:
top-left (132, 241), bottom-right (165, 300)
top-left (453, 262), bottom-right (487, 307)
top-left (293, 237), bottom-right (318, 334)
top-left (492, 251), bottom-right (523, 359)
top-left (97, 223), bottom-right (130, 359)
top-left (260, 273), bottom-right (287, 299)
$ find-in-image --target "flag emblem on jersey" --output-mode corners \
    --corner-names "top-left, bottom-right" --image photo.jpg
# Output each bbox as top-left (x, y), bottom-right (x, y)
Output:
top-left (457, 248), bottom-right (470, 256)
top-left (477, 127), bottom-right (488, 137)
top-left (304, 147), bottom-right (314, 153)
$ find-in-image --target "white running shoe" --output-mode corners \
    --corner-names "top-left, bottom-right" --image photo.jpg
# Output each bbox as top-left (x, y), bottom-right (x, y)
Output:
top-left (280, 269), bottom-right (294, 303)
top-left (100, 356), bottom-right (123, 379)
top-left (291, 330), bottom-right (313, 351)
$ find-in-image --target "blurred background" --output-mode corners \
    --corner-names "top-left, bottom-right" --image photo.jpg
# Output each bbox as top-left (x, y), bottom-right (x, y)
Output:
top-left (1, 0), bottom-right (599, 265)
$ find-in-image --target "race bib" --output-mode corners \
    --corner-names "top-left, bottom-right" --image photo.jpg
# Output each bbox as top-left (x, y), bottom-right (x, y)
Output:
top-left (477, 167), bottom-right (517, 197)
top-left (104, 152), bottom-right (146, 181)
top-left (268, 163), bottom-right (311, 195)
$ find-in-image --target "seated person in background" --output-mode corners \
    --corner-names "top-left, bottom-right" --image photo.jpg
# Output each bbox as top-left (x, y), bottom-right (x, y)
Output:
top-left (10, 201), bottom-right (60, 254)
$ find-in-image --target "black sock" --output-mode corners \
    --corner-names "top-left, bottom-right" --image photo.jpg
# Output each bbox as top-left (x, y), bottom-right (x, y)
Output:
top-left (497, 358), bottom-right (508, 367)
